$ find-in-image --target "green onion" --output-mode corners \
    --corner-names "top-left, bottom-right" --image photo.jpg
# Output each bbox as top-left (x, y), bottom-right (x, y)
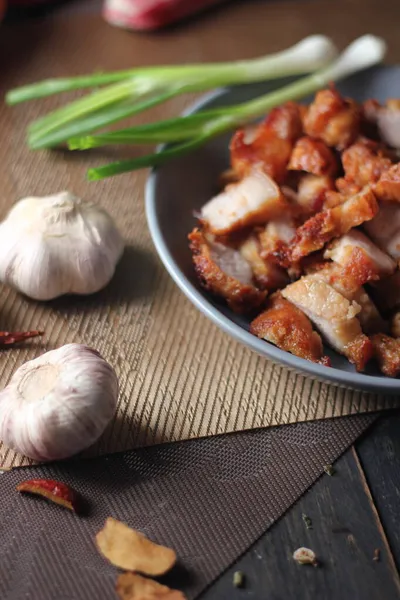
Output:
top-left (10, 36), bottom-right (338, 150)
top-left (5, 35), bottom-right (386, 181)
top-left (7, 35), bottom-right (337, 106)
top-left (85, 35), bottom-right (386, 180)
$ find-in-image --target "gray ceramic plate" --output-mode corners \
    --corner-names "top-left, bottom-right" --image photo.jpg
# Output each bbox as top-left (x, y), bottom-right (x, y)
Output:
top-left (146, 65), bottom-right (400, 394)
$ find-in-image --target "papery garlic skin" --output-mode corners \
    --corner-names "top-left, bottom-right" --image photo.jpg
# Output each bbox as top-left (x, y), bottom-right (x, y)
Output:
top-left (0, 191), bottom-right (124, 300)
top-left (0, 344), bottom-right (118, 461)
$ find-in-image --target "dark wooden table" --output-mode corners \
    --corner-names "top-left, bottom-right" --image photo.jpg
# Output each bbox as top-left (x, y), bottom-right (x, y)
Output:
top-left (6, 1), bottom-right (400, 598)
top-left (202, 411), bottom-right (400, 600)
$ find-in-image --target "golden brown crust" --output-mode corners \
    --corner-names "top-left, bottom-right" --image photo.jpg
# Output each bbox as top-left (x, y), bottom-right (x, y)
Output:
top-left (342, 139), bottom-right (393, 187)
top-left (303, 87), bottom-right (361, 149)
top-left (297, 174), bottom-right (335, 213)
top-left (345, 334), bottom-right (374, 372)
top-left (371, 333), bottom-right (400, 377)
top-left (230, 102), bottom-right (304, 183)
top-left (375, 163), bottom-right (400, 202)
top-left (307, 250), bottom-right (379, 296)
top-left (239, 235), bottom-right (289, 291)
top-left (250, 293), bottom-right (329, 364)
top-left (188, 228), bottom-right (266, 313)
top-left (230, 127), bottom-right (292, 183)
top-left (288, 136), bottom-right (338, 176)
top-left (191, 87), bottom-right (400, 376)
top-left (289, 187), bottom-right (378, 262)
top-left (264, 101), bottom-right (305, 141)
top-left (335, 247), bottom-right (380, 290)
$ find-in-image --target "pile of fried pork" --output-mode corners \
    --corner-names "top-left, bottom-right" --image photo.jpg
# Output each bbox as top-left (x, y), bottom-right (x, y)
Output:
top-left (188, 87), bottom-right (400, 376)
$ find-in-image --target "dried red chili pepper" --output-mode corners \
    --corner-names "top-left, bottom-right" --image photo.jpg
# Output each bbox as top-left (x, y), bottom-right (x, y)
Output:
top-left (16, 479), bottom-right (80, 512)
top-left (0, 330), bottom-right (43, 345)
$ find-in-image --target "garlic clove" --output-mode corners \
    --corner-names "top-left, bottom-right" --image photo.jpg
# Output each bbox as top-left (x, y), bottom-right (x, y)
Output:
top-left (0, 343), bottom-right (119, 461)
top-left (0, 191), bottom-right (124, 300)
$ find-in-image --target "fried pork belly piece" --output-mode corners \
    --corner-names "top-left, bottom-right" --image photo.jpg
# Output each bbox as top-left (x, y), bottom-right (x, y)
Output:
top-left (259, 217), bottom-right (297, 259)
top-left (230, 102), bottom-right (304, 182)
top-left (281, 275), bottom-right (373, 371)
top-left (288, 137), bottom-right (338, 176)
top-left (323, 178), bottom-right (364, 210)
top-left (324, 230), bottom-right (396, 278)
top-left (200, 169), bottom-right (287, 236)
top-left (239, 235), bottom-right (288, 291)
top-left (297, 174), bottom-right (334, 213)
top-left (303, 87), bottom-right (361, 150)
top-left (304, 260), bottom-right (385, 334)
top-left (323, 191), bottom-right (348, 209)
top-left (188, 228), bottom-right (266, 313)
top-left (375, 163), bottom-right (400, 202)
top-left (250, 293), bottom-right (329, 364)
top-left (371, 333), bottom-right (400, 377)
top-left (363, 202), bottom-right (400, 262)
top-left (290, 187), bottom-right (378, 262)
top-left (265, 101), bottom-right (305, 141)
top-left (335, 177), bottom-right (362, 198)
top-left (342, 139), bottom-right (393, 188)
top-left (307, 259), bottom-right (374, 299)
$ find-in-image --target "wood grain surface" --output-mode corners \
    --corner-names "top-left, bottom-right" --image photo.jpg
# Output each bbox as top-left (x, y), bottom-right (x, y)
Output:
top-left (201, 411), bottom-right (400, 600)
top-left (0, 0), bottom-right (400, 469)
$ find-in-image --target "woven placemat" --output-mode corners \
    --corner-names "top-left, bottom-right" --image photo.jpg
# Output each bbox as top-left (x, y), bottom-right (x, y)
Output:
top-left (0, 10), bottom-right (398, 469)
top-left (0, 413), bottom-right (377, 599)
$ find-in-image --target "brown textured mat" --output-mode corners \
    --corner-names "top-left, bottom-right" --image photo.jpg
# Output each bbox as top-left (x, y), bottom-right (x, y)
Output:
top-left (0, 4), bottom-right (399, 469)
top-left (0, 413), bottom-right (377, 599)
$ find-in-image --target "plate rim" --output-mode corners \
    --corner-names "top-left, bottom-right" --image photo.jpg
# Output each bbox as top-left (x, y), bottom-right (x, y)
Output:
top-left (145, 74), bottom-right (400, 394)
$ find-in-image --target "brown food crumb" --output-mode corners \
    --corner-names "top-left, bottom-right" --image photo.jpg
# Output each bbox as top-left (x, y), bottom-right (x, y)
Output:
top-left (233, 571), bottom-right (245, 588)
top-left (323, 464), bottom-right (335, 476)
top-left (293, 547), bottom-right (318, 566)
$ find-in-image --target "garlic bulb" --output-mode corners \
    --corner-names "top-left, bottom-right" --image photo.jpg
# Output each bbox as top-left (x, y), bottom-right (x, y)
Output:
top-left (0, 191), bottom-right (124, 300)
top-left (0, 344), bottom-right (118, 461)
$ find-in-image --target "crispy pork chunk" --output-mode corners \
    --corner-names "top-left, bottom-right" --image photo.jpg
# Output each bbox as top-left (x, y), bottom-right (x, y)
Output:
top-left (335, 177), bottom-right (362, 198)
top-left (324, 230), bottom-right (396, 278)
top-left (342, 139), bottom-right (393, 188)
top-left (363, 202), bottom-right (400, 262)
top-left (289, 187), bottom-right (378, 262)
top-left (303, 87), bottom-right (361, 150)
top-left (281, 275), bottom-right (373, 371)
top-left (191, 87), bottom-right (400, 375)
top-left (288, 137), bottom-right (338, 176)
top-left (304, 260), bottom-right (386, 334)
top-left (264, 101), bottom-right (305, 141)
top-left (230, 102), bottom-right (304, 183)
top-left (239, 235), bottom-right (289, 291)
top-left (375, 163), bottom-right (400, 202)
top-left (371, 333), bottom-right (400, 377)
top-left (297, 174), bottom-right (335, 213)
top-left (188, 228), bottom-right (266, 313)
top-left (200, 169), bottom-right (287, 236)
top-left (258, 216), bottom-right (297, 262)
top-left (250, 293), bottom-right (329, 364)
